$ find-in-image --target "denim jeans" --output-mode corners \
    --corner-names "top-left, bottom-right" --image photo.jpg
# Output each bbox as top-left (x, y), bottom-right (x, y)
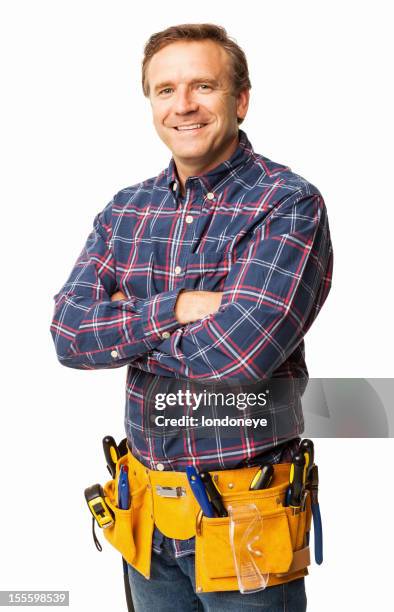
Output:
top-left (127, 537), bottom-right (307, 612)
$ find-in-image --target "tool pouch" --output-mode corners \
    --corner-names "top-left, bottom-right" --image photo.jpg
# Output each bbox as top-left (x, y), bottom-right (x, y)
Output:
top-left (101, 453), bottom-right (151, 574)
top-left (99, 450), bottom-right (313, 591)
top-left (194, 482), bottom-right (311, 592)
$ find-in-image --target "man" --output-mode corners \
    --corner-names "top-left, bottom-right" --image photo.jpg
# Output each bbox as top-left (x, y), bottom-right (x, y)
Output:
top-left (51, 23), bottom-right (332, 612)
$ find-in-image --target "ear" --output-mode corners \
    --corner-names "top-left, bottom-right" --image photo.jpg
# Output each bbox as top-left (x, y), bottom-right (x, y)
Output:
top-left (236, 88), bottom-right (250, 122)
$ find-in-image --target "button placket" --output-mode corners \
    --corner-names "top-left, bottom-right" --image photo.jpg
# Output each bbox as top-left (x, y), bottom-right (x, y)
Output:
top-left (174, 179), bottom-right (205, 284)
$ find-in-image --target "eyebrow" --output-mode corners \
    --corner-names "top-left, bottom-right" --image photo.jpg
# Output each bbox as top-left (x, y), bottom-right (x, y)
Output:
top-left (153, 77), bottom-right (220, 93)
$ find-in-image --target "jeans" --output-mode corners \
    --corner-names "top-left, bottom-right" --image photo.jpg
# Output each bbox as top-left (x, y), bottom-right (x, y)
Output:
top-left (127, 537), bottom-right (307, 612)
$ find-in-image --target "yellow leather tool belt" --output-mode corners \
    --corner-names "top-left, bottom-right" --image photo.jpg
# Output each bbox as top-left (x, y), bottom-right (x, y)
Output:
top-left (102, 449), bottom-right (312, 593)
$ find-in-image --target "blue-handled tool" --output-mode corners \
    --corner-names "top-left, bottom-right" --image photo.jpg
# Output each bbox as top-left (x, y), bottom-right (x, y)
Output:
top-left (309, 464), bottom-right (323, 564)
top-left (117, 464), bottom-right (134, 611)
top-left (186, 466), bottom-right (215, 517)
top-left (118, 465), bottom-right (130, 510)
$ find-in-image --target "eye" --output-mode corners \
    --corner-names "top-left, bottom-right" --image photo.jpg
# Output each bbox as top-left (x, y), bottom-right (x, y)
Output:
top-left (158, 87), bottom-right (173, 96)
top-left (198, 83), bottom-right (212, 91)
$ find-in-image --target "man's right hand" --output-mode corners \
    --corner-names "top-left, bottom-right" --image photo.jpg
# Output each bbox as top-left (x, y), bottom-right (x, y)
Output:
top-left (111, 290), bottom-right (127, 301)
top-left (175, 290), bottom-right (223, 325)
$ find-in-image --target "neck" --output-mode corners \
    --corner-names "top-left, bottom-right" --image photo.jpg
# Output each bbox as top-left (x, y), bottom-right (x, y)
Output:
top-left (175, 135), bottom-right (239, 195)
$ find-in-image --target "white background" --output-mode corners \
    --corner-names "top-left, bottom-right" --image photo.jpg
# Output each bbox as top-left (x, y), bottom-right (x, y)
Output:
top-left (1, 1), bottom-right (393, 610)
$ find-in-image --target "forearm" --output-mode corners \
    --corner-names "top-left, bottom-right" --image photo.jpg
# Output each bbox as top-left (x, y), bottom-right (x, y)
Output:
top-left (50, 289), bottom-right (182, 369)
top-left (51, 263), bottom-right (221, 371)
top-left (67, 288), bottom-right (222, 373)
top-left (132, 300), bottom-right (291, 382)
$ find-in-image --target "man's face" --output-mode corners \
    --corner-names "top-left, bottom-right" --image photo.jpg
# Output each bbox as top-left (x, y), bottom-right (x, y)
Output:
top-left (146, 40), bottom-right (249, 174)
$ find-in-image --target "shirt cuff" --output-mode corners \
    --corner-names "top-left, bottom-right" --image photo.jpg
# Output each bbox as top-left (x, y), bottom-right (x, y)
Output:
top-left (139, 289), bottom-right (182, 341)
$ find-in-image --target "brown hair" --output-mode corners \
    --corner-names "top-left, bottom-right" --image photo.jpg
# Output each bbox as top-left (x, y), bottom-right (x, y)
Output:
top-left (142, 23), bottom-right (251, 98)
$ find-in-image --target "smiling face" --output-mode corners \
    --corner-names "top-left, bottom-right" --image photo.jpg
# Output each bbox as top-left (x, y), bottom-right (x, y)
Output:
top-left (146, 40), bottom-right (249, 183)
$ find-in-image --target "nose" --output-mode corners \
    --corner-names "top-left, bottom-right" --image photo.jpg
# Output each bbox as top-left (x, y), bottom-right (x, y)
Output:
top-left (173, 86), bottom-right (198, 115)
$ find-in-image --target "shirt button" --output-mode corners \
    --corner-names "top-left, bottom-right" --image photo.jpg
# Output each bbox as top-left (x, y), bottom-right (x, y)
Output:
top-left (110, 350), bottom-right (119, 359)
top-left (156, 463), bottom-right (165, 471)
top-left (206, 192), bottom-right (215, 200)
top-left (161, 331), bottom-right (171, 339)
top-left (185, 215), bottom-right (193, 224)
top-left (174, 266), bottom-right (182, 275)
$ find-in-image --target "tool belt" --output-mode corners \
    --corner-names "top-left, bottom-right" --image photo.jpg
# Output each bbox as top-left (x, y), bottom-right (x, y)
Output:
top-left (100, 449), bottom-right (313, 593)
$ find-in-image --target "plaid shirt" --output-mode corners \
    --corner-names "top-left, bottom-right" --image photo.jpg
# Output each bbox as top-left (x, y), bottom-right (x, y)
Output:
top-left (50, 130), bottom-right (332, 556)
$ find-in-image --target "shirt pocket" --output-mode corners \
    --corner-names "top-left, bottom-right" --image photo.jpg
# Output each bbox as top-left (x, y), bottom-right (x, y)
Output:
top-left (183, 250), bottom-right (233, 291)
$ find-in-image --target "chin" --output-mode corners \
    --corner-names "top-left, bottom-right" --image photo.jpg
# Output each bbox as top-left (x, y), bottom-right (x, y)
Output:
top-left (177, 145), bottom-right (208, 156)
top-left (174, 145), bottom-right (209, 159)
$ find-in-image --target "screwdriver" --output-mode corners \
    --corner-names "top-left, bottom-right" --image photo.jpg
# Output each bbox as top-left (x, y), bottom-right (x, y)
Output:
top-left (249, 464), bottom-right (274, 490)
top-left (102, 435), bottom-right (120, 478)
top-left (299, 439), bottom-right (314, 480)
top-left (285, 452), bottom-right (306, 507)
top-left (186, 466), bottom-right (215, 517)
top-left (200, 471), bottom-right (228, 517)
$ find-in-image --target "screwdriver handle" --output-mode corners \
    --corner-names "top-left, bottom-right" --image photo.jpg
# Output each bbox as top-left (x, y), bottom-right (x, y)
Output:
top-left (288, 452), bottom-right (306, 507)
top-left (249, 464), bottom-right (274, 490)
top-left (299, 439), bottom-right (314, 479)
top-left (200, 471), bottom-right (228, 517)
top-left (102, 435), bottom-right (120, 478)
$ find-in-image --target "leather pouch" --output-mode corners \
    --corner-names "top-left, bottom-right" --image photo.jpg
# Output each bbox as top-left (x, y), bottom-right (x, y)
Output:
top-left (102, 454), bottom-right (152, 577)
top-left (194, 483), bottom-right (312, 592)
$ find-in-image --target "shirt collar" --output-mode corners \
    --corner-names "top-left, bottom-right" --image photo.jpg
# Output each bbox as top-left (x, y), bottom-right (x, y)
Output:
top-left (165, 129), bottom-right (254, 195)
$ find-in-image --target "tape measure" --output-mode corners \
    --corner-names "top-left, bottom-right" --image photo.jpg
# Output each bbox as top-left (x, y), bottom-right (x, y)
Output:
top-left (84, 484), bottom-right (114, 529)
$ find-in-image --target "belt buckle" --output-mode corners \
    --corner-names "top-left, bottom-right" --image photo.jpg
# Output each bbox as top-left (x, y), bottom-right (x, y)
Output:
top-left (156, 485), bottom-right (186, 498)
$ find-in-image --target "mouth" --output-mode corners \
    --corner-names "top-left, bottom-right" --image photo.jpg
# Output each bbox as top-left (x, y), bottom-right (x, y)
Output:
top-left (173, 123), bottom-right (207, 132)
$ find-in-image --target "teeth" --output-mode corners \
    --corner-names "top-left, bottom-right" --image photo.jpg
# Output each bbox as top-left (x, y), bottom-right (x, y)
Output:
top-left (176, 124), bottom-right (204, 131)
